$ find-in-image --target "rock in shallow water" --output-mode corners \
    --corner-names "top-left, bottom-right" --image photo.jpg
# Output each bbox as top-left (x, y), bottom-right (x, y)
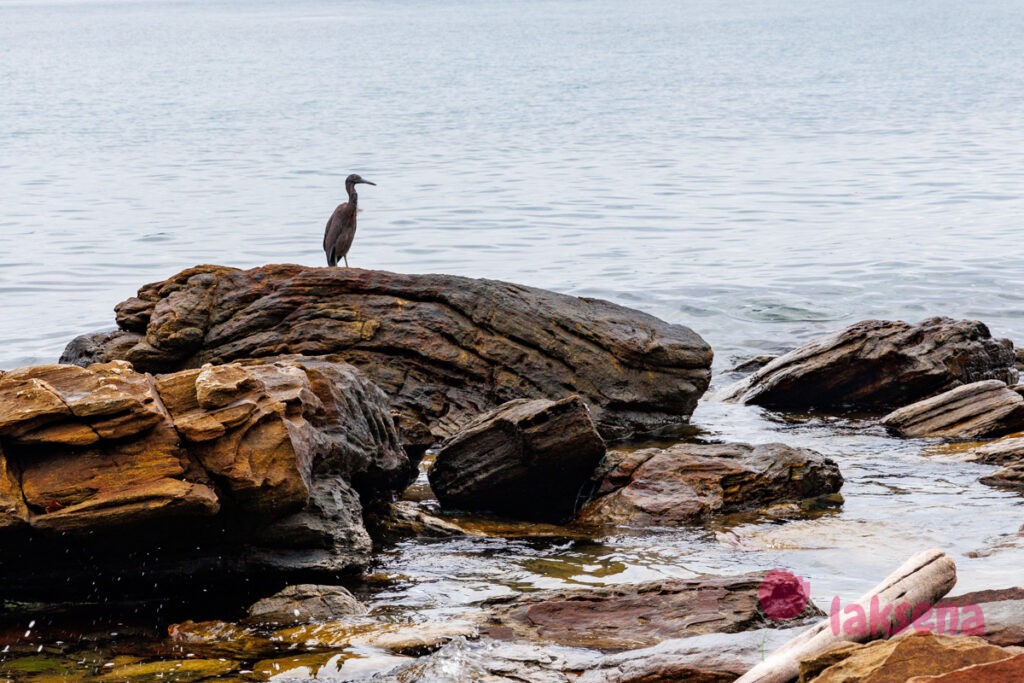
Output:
top-left (721, 318), bottom-right (1017, 410)
top-left (881, 380), bottom-right (1024, 439)
top-left (478, 573), bottom-right (822, 650)
top-left (0, 357), bottom-right (408, 598)
top-left (246, 584), bottom-right (367, 626)
top-left (428, 395), bottom-right (606, 522)
top-left (577, 442), bottom-right (843, 527)
top-left (59, 265), bottom-right (713, 443)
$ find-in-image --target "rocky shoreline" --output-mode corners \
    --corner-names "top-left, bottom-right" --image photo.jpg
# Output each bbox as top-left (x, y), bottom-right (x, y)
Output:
top-left (3, 265), bottom-right (1024, 682)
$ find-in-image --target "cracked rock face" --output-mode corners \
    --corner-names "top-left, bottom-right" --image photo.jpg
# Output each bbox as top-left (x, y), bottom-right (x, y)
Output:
top-left (59, 265), bottom-right (714, 444)
top-left (0, 357), bottom-right (407, 598)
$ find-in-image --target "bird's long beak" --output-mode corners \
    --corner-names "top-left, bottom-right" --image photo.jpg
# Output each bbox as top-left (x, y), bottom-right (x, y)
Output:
top-left (359, 179), bottom-right (376, 186)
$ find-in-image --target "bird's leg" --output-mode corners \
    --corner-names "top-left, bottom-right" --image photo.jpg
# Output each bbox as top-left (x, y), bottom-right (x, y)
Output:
top-left (343, 255), bottom-right (349, 268)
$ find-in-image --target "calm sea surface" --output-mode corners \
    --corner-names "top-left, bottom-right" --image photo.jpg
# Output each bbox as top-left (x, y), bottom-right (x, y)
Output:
top-left (2, 0), bottom-right (1024, 673)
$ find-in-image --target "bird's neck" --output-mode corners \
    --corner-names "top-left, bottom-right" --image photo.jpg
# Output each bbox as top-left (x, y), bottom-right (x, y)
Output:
top-left (346, 182), bottom-right (358, 204)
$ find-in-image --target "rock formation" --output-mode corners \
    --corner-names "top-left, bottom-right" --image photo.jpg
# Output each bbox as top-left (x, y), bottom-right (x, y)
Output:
top-left (721, 318), bottom-right (1017, 410)
top-left (478, 573), bottom-right (820, 650)
top-left (60, 265), bottom-right (714, 444)
top-left (881, 381), bottom-right (1024, 439)
top-left (428, 396), bottom-right (606, 522)
top-left (577, 442), bottom-right (843, 526)
top-left (0, 357), bottom-right (408, 599)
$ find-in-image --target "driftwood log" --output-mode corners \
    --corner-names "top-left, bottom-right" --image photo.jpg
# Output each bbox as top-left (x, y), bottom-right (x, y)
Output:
top-left (736, 549), bottom-right (957, 683)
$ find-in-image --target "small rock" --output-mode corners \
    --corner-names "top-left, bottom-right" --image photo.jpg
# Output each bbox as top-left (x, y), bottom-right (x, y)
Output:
top-left (721, 318), bottom-right (1017, 410)
top-left (936, 588), bottom-right (1024, 647)
top-left (979, 463), bottom-right (1024, 490)
top-left (247, 584), bottom-right (368, 626)
top-left (963, 434), bottom-right (1024, 465)
top-left (726, 355), bottom-right (779, 374)
top-left (577, 442), bottom-right (843, 527)
top-left (428, 396), bottom-right (606, 522)
top-left (881, 380), bottom-right (1024, 438)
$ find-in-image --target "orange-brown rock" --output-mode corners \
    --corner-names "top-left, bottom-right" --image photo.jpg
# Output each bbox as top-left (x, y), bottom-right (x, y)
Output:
top-left (577, 442), bottom-right (843, 526)
top-left (60, 265), bottom-right (714, 443)
top-left (479, 574), bottom-right (822, 650)
top-left (797, 633), bottom-right (1016, 683)
top-left (0, 357), bottom-right (408, 599)
top-left (906, 652), bottom-right (1024, 682)
top-left (722, 318), bottom-right (1017, 410)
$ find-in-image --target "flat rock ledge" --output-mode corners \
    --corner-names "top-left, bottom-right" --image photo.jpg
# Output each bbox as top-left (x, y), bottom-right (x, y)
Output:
top-left (721, 318), bottom-right (1017, 410)
top-left (576, 441), bottom-right (843, 527)
top-left (428, 395), bottom-right (606, 522)
top-left (60, 265), bottom-right (714, 444)
top-left (0, 357), bottom-right (409, 599)
top-left (881, 380), bottom-right (1024, 438)
top-left (478, 573), bottom-right (822, 650)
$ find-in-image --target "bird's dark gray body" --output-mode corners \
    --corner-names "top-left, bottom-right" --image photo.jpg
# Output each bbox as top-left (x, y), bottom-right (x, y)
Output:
top-left (324, 174), bottom-right (375, 267)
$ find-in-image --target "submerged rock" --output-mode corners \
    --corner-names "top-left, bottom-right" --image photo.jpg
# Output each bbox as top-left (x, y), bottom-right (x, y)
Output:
top-left (0, 357), bottom-right (408, 598)
top-left (721, 318), bottom-right (1017, 410)
top-left (428, 396), bottom-right (606, 522)
top-left (881, 380), bottom-right (1024, 439)
top-left (478, 574), bottom-right (821, 650)
top-left (246, 584), bottom-right (367, 626)
top-left (60, 265), bottom-right (713, 443)
top-left (577, 442), bottom-right (843, 527)
top-left (798, 633), bottom-right (1017, 683)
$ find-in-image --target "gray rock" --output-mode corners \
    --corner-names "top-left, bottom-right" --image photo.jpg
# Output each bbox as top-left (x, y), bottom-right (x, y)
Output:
top-left (881, 380), bottom-right (1024, 438)
top-left (721, 318), bottom-right (1017, 410)
top-left (428, 396), bottom-right (606, 522)
top-left (246, 584), bottom-right (367, 626)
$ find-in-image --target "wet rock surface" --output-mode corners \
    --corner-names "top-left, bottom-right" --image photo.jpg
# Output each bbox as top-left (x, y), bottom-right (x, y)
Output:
top-left (881, 380), bottom-right (1024, 439)
top-left (577, 442), bottom-right (843, 526)
top-left (722, 318), bottom-right (1017, 410)
top-left (246, 584), bottom-right (367, 626)
top-left (0, 357), bottom-right (408, 598)
top-left (60, 265), bottom-right (714, 442)
top-left (428, 395), bottom-right (606, 522)
top-left (478, 573), bottom-right (821, 650)
top-left (964, 434), bottom-right (1024, 465)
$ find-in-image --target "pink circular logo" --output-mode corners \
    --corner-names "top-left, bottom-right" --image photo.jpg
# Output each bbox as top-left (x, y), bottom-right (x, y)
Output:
top-left (758, 569), bottom-right (811, 621)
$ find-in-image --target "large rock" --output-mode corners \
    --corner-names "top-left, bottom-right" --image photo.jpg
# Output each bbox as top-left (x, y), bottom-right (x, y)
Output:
top-left (0, 357), bottom-right (408, 599)
top-left (881, 381), bottom-right (1024, 439)
top-left (428, 396), bottom-right (606, 522)
top-left (59, 265), bottom-right (713, 443)
top-left (797, 633), bottom-right (1018, 683)
top-left (577, 442), bottom-right (843, 527)
top-left (722, 318), bottom-right (1017, 410)
top-left (479, 574), bottom-right (821, 650)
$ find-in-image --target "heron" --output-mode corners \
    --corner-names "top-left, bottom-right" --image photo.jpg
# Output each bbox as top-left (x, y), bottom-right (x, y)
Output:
top-left (324, 173), bottom-right (376, 267)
